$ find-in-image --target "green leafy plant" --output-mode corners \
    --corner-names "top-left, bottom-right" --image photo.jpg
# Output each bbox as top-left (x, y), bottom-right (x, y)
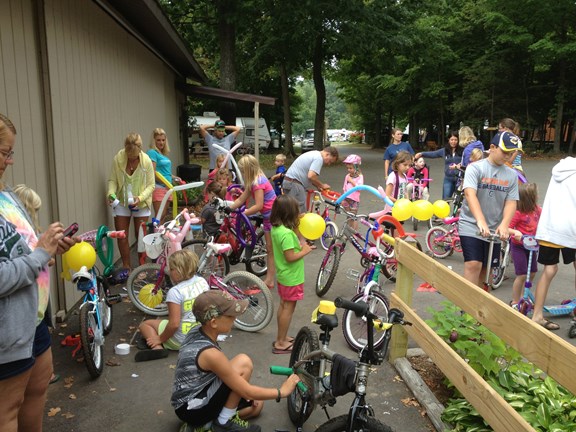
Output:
top-left (427, 301), bottom-right (576, 431)
top-left (176, 186), bottom-right (203, 205)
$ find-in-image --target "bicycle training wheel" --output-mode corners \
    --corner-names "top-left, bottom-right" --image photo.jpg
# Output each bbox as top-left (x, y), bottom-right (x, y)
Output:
top-left (315, 246), bottom-right (341, 297)
top-left (97, 276), bottom-right (113, 335)
top-left (80, 302), bottom-right (104, 379)
top-left (127, 263), bottom-right (170, 316)
top-left (316, 414), bottom-right (393, 432)
top-left (425, 226), bottom-right (452, 259)
top-left (223, 271), bottom-right (273, 332)
top-left (246, 230), bottom-right (268, 277)
top-left (320, 221), bottom-right (338, 250)
top-left (288, 326), bottom-right (320, 426)
top-left (342, 291), bottom-right (390, 352)
top-left (182, 239), bottom-right (230, 280)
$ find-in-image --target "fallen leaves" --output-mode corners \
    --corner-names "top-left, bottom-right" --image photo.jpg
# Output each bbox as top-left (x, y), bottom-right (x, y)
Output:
top-left (47, 407), bottom-right (61, 417)
top-left (106, 358), bottom-right (121, 367)
top-left (64, 376), bottom-right (75, 389)
top-left (69, 394), bottom-right (77, 400)
top-left (401, 397), bottom-right (421, 408)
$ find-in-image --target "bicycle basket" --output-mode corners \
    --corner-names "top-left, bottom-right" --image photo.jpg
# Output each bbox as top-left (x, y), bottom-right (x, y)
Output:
top-left (143, 233), bottom-right (165, 259)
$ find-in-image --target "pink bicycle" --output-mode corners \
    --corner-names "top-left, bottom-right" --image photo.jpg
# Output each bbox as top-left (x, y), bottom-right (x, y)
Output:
top-left (425, 215), bottom-right (461, 258)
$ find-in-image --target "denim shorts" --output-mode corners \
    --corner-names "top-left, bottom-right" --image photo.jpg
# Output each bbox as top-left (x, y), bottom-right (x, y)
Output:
top-left (0, 321), bottom-right (51, 381)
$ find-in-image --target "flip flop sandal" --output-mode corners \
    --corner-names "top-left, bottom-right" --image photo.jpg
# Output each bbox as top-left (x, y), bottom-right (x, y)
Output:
top-left (134, 333), bottom-right (150, 350)
top-left (49, 373), bottom-right (61, 384)
top-left (134, 349), bottom-right (169, 362)
top-left (272, 343), bottom-right (293, 354)
top-left (538, 319), bottom-right (560, 331)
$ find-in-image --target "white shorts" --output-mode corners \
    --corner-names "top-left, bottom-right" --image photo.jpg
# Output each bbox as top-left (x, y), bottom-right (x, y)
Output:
top-left (112, 203), bottom-right (151, 218)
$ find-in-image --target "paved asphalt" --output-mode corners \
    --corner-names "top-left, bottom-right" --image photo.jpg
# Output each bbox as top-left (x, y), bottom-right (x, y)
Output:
top-left (45, 143), bottom-right (574, 432)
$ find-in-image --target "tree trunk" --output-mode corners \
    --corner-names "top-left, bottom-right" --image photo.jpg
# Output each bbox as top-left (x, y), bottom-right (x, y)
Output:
top-left (312, 36), bottom-right (326, 150)
top-left (568, 117), bottom-right (575, 155)
top-left (553, 61), bottom-right (566, 153)
top-left (279, 63), bottom-right (296, 158)
top-left (372, 102), bottom-right (382, 149)
top-left (217, 0), bottom-right (237, 123)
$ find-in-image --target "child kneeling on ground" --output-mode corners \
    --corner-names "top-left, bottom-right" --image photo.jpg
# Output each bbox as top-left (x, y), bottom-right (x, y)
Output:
top-left (136, 249), bottom-right (209, 361)
top-left (172, 290), bottom-right (300, 432)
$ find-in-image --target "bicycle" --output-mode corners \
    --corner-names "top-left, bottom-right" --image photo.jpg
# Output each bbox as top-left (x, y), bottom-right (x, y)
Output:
top-left (213, 194), bottom-right (268, 276)
top-left (315, 208), bottom-right (393, 297)
top-left (128, 209), bottom-right (202, 315)
top-left (425, 215), bottom-right (461, 258)
top-left (406, 176), bottom-right (432, 232)
top-left (271, 297), bottom-right (411, 432)
top-left (429, 166), bottom-right (465, 228)
top-left (72, 226), bottom-right (126, 378)
top-left (307, 189), bottom-right (340, 250)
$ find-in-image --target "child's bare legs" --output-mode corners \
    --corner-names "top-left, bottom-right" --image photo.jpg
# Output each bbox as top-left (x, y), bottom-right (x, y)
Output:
top-left (114, 215), bottom-right (132, 269)
top-left (463, 260), bottom-right (483, 289)
top-left (263, 231), bottom-right (275, 289)
top-left (222, 354), bottom-right (264, 420)
top-left (138, 319), bottom-right (164, 349)
top-left (531, 264), bottom-right (558, 324)
top-left (511, 274), bottom-right (528, 305)
top-left (275, 299), bottom-right (297, 350)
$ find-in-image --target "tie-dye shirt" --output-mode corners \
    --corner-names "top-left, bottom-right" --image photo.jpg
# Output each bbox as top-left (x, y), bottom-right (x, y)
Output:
top-left (0, 190), bottom-right (50, 323)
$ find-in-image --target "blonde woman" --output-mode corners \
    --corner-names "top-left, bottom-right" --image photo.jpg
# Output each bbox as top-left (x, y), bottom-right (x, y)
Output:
top-left (383, 127), bottom-right (414, 177)
top-left (229, 155), bottom-right (277, 289)
top-left (458, 126), bottom-right (484, 169)
top-left (147, 128), bottom-right (181, 220)
top-left (107, 132), bottom-right (155, 270)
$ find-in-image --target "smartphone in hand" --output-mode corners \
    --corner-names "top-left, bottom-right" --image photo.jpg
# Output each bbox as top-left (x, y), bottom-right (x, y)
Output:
top-left (63, 223), bottom-right (79, 238)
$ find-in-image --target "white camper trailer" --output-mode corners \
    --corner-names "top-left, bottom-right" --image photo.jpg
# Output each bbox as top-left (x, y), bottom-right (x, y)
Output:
top-left (236, 117), bottom-right (272, 151)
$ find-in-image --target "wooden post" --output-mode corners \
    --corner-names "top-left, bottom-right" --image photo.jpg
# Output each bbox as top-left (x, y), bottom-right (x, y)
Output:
top-left (388, 239), bottom-right (413, 360)
top-left (254, 102), bottom-right (260, 159)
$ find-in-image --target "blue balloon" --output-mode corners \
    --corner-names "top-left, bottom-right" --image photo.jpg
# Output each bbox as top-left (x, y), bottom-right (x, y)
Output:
top-left (335, 184), bottom-right (394, 208)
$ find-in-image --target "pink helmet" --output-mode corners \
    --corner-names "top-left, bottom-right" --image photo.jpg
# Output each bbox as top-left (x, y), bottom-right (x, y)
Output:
top-left (343, 154), bottom-right (361, 165)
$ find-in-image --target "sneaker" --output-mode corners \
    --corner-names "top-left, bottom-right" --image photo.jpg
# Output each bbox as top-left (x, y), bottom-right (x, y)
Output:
top-left (212, 413), bottom-right (261, 432)
top-left (510, 302), bottom-right (520, 311)
top-left (179, 422), bottom-right (212, 432)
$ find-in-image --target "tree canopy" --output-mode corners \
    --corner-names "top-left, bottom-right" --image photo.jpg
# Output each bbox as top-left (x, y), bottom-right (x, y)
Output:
top-left (160, 0), bottom-right (576, 153)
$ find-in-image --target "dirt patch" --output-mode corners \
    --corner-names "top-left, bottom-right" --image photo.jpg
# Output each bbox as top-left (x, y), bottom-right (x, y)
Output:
top-left (408, 355), bottom-right (453, 406)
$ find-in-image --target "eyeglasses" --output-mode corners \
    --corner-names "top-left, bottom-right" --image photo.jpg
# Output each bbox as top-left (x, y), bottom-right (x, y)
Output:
top-left (0, 149), bottom-right (14, 160)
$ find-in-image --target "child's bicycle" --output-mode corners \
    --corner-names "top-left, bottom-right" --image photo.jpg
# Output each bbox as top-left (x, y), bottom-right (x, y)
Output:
top-left (271, 298), bottom-right (411, 432)
top-left (429, 166), bottom-right (465, 228)
top-left (307, 189), bottom-right (341, 250)
top-left (213, 194), bottom-right (268, 276)
top-left (407, 176), bottom-right (432, 232)
top-left (425, 215), bottom-right (461, 258)
top-left (72, 226), bottom-right (126, 378)
top-left (128, 209), bottom-right (200, 315)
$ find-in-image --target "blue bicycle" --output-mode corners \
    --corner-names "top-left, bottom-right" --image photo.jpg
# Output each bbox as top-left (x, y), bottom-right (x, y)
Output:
top-left (73, 227), bottom-right (125, 378)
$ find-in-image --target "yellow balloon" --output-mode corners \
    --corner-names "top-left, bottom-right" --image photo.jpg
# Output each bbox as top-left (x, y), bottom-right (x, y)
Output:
top-left (412, 200), bottom-right (434, 221)
top-left (391, 198), bottom-right (413, 221)
top-left (433, 200), bottom-right (450, 218)
top-left (64, 242), bottom-right (97, 272)
top-left (299, 213), bottom-right (326, 240)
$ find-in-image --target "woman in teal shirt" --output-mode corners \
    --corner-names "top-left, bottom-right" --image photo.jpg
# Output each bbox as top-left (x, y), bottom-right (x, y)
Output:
top-left (147, 128), bottom-right (181, 220)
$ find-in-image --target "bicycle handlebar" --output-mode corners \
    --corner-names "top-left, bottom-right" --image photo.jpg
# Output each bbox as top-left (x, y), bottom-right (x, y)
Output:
top-left (269, 366), bottom-right (308, 392)
top-left (106, 230), bottom-right (126, 239)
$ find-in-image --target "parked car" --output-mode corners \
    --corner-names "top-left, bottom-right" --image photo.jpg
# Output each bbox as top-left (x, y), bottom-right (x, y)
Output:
top-left (301, 129), bottom-right (315, 152)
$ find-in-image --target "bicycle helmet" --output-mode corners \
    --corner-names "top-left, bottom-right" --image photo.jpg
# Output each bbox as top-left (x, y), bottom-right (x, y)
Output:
top-left (342, 154), bottom-right (361, 165)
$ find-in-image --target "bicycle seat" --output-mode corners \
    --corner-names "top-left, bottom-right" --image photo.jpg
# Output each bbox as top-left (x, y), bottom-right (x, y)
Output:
top-left (444, 216), bottom-right (459, 224)
top-left (250, 215), bottom-right (264, 225)
top-left (367, 247), bottom-right (380, 258)
top-left (208, 242), bottom-right (232, 255)
top-left (315, 313), bottom-right (339, 330)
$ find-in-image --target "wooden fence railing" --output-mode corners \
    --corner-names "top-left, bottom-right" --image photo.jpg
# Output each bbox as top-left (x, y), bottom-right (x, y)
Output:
top-left (387, 237), bottom-right (576, 432)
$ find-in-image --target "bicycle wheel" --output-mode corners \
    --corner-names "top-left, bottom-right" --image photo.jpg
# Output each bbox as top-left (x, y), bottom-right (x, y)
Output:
top-left (316, 414), bottom-right (392, 432)
top-left (127, 263), bottom-right (170, 316)
top-left (222, 271), bottom-right (273, 332)
top-left (80, 302), bottom-right (104, 379)
top-left (382, 257), bottom-right (397, 282)
top-left (320, 221), bottom-right (338, 250)
top-left (97, 276), bottom-right (113, 335)
top-left (315, 246), bottom-right (341, 297)
top-left (246, 230), bottom-right (268, 276)
top-left (182, 239), bottom-right (230, 280)
top-left (491, 240), bottom-right (509, 289)
top-left (425, 226), bottom-right (452, 259)
top-left (288, 326), bottom-right (320, 426)
top-left (342, 291), bottom-right (390, 352)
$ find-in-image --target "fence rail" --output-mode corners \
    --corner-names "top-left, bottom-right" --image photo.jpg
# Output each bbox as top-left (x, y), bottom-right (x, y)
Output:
top-left (387, 237), bottom-right (576, 432)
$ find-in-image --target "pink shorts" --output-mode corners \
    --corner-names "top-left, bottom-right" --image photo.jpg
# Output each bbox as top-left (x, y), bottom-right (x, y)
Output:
top-left (277, 282), bottom-right (304, 301)
top-left (152, 186), bottom-right (173, 203)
